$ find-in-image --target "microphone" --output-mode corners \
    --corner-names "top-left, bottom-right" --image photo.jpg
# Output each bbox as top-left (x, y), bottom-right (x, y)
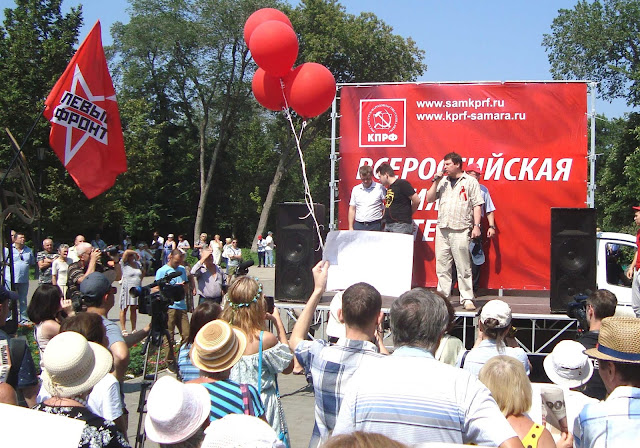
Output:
top-left (163, 271), bottom-right (183, 280)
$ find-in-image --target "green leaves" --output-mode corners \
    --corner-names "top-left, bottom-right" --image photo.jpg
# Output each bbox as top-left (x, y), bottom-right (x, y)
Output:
top-left (543, 0), bottom-right (640, 106)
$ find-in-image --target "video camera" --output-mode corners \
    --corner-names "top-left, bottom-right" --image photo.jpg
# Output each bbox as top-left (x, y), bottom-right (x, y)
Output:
top-left (566, 291), bottom-right (591, 331)
top-left (130, 271), bottom-right (185, 345)
top-left (129, 271), bottom-right (185, 315)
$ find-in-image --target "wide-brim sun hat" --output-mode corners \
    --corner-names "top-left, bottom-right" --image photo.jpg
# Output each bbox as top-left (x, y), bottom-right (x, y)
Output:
top-left (201, 414), bottom-right (285, 448)
top-left (41, 331), bottom-right (113, 398)
top-left (543, 340), bottom-right (593, 389)
top-left (145, 376), bottom-right (210, 444)
top-left (190, 320), bottom-right (247, 373)
top-left (584, 317), bottom-right (640, 364)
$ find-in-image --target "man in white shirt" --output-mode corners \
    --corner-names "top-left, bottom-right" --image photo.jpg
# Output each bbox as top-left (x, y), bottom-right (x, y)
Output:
top-left (348, 165), bottom-right (386, 231)
top-left (67, 234), bottom-right (86, 263)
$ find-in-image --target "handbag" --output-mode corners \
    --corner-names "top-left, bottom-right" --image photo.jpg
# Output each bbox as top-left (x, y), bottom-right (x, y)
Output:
top-left (258, 331), bottom-right (290, 448)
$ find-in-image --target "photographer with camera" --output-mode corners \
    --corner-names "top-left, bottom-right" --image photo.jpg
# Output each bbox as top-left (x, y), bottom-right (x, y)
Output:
top-left (66, 242), bottom-right (122, 309)
top-left (156, 249), bottom-right (190, 371)
top-left (80, 272), bottom-right (150, 383)
top-left (190, 246), bottom-right (223, 305)
top-left (578, 289), bottom-right (618, 400)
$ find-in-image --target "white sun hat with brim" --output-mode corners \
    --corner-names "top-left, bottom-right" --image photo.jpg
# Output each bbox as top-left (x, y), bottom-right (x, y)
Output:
top-left (145, 376), bottom-right (211, 444)
top-left (201, 414), bottom-right (285, 448)
top-left (543, 340), bottom-right (593, 389)
top-left (41, 331), bottom-right (113, 398)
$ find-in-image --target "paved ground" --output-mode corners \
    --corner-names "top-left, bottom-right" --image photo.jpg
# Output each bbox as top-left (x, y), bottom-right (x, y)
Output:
top-left (24, 266), bottom-right (316, 448)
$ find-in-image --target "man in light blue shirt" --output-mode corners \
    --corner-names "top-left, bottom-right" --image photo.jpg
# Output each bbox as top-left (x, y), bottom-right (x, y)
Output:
top-left (156, 248), bottom-right (189, 367)
top-left (574, 317), bottom-right (640, 448)
top-left (4, 232), bottom-right (35, 324)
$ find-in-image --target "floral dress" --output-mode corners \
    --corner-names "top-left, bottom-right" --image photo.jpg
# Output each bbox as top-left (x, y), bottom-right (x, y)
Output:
top-left (33, 404), bottom-right (130, 448)
top-left (229, 339), bottom-right (293, 446)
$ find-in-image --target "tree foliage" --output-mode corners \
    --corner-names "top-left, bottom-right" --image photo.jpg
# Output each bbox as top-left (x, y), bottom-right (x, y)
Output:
top-left (0, 0), bottom-right (83, 239)
top-left (595, 113), bottom-right (640, 232)
top-left (543, 0), bottom-right (640, 106)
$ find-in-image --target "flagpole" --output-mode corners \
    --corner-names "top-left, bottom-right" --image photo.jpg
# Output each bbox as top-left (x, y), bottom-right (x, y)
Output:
top-left (0, 105), bottom-right (46, 189)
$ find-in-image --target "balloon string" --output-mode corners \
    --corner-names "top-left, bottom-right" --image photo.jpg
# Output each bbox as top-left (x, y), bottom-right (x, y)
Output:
top-left (280, 81), bottom-right (325, 251)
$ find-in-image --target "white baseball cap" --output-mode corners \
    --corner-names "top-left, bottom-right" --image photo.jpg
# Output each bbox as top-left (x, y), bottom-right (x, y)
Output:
top-left (480, 299), bottom-right (512, 328)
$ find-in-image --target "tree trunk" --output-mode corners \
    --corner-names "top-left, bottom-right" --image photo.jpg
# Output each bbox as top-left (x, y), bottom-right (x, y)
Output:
top-left (251, 144), bottom-right (295, 252)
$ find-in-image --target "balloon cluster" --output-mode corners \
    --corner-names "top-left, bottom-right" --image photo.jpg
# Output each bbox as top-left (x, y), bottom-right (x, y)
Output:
top-left (245, 8), bottom-right (336, 118)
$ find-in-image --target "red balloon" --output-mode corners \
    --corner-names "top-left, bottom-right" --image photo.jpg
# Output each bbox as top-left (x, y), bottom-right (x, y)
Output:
top-left (252, 68), bottom-right (285, 111)
top-left (244, 8), bottom-right (293, 46)
top-left (249, 21), bottom-right (298, 77)
top-left (284, 63), bottom-right (336, 118)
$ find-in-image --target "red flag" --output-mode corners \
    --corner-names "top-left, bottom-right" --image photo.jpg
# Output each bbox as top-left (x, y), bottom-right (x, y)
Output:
top-left (43, 21), bottom-right (126, 199)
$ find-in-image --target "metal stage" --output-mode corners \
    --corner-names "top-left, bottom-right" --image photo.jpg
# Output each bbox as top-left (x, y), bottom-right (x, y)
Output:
top-left (276, 290), bottom-right (578, 359)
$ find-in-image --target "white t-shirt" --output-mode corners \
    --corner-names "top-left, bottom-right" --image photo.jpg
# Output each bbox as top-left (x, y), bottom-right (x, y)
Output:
top-left (88, 373), bottom-right (123, 422)
top-left (265, 235), bottom-right (274, 251)
top-left (37, 373), bottom-right (123, 422)
top-left (349, 182), bottom-right (386, 222)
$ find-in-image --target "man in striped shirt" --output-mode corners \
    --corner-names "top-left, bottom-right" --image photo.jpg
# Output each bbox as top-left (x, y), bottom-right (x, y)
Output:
top-left (290, 261), bottom-right (387, 447)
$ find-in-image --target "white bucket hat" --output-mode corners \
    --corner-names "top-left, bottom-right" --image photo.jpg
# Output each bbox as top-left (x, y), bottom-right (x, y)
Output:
top-left (145, 376), bottom-right (211, 444)
top-left (201, 414), bottom-right (285, 448)
top-left (326, 291), bottom-right (346, 339)
top-left (41, 331), bottom-right (113, 398)
top-left (544, 340), bottom-right (593, 389)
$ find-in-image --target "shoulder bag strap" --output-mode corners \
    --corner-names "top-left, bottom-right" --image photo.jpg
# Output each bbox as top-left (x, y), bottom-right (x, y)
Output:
top-left (459, 349), bottom-right (470, 368)
top-left (239, 384), bottom-right (254, 416)
top-left (257, 330), bottom-right (264, 395)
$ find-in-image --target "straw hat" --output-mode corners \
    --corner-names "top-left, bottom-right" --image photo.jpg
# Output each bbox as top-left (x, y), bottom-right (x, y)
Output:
top-left (201, 414), bottom-right (285, 448)
top-left (145, 376), bottom-right (210, 444)
top-left (190, 320), bottom-right (247, 373)
top-left (544, 340), bottom-right (593, 388)
top-left (480, 299), bottom-right (512, 328)
top-left (41, 332), bottom-right (113, 398)
top-left (585, 317), bottom-right (640, 364)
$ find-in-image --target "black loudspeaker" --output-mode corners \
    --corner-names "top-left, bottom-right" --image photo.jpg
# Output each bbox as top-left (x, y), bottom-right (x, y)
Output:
top-left (275, 202), bottom-right (325, 302)
top-left (550, 208), bottom-right (597, 313)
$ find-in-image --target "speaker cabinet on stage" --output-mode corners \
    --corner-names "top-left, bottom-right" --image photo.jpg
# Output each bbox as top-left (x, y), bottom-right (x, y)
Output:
top-left (550, 208), bottom-right (597, 313)
top-left (275, 202), bottom-right (325, 302)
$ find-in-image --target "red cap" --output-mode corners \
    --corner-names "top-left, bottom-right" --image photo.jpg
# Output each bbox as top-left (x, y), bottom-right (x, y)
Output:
top-left (633, 206), bottom-right (640, 211)
top-left (258, 235), bottom-right (263, 239)
top-left (466, 163), bottom-right (483, 175)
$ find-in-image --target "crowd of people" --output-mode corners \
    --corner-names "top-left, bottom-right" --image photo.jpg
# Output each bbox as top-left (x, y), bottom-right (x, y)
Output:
top-left (2, 203), bottom-right (640, 448)
top-left (0, 237), bottom-right (639, 447)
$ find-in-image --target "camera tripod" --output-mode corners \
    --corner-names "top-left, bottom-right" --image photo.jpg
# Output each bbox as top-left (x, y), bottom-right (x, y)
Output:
top-left (133, 312), bottom-right (174, 448)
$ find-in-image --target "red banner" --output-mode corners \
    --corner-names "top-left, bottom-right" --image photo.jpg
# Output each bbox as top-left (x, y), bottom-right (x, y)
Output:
top-left (338, 83), bottom-right (588, 290)
top-left (44, 21), bottom-right (126, 199)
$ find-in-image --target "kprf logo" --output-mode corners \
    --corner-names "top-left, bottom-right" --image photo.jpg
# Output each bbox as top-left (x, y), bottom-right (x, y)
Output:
top-left (359, 99), bottom-right (406, 147)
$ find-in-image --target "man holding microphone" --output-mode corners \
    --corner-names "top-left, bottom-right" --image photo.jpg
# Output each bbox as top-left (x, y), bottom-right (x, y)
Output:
top-left (426, 153), bottom-right (484, 311)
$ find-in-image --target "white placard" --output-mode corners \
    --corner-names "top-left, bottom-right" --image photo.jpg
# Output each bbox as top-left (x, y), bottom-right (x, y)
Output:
top-left (323, 230), bottom-right (413, 297)
top-left (0, 403), bottom-right (85, 447)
